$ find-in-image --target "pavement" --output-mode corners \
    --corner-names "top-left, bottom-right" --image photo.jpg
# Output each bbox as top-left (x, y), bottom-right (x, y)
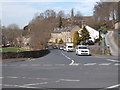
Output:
top-left (1, 49), bottom-right (120, 89)
top-left (105, 31), bottom-right (119, 56)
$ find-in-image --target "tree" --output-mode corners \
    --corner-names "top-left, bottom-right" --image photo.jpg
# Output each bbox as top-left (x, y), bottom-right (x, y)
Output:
top-left (75, 11), bottom-right (82, 17)
top-left (100, 26), bottom-right (107, 34)
top-left (57, 10), bottom-right (65, 18)
top-left (29, 14), bottom-right (58, 50)
top-left (7, 24), bottom-right (20, 30)
top-left (58, 17), bottom-right (63, 28)
top-left (59, 39), bottom-right (64, 44)
top-left (2, 24), bottom-right (22, 47)
top-left (71, 8), bottom-right (74, 18)
top-left (73, 31), bottom-right (79, 46)
top-left (44, 9), bottom-right (56, 18)
top-left (93, 2), bottom-right (118, 29)
top-left (79, 26), bottom-right (90, 44)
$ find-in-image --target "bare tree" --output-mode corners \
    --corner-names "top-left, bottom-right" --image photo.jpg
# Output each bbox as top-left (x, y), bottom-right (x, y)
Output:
top-left (44, 9), bottom-right (56, 18)
top-left (93, 2), bottom-right (119, 29)
top-left (57, 10), bottom-right (65, 18)
top-left (29, 15), bottom-right (58, 49)
top-left (2, 24), bottom-right (22, 46)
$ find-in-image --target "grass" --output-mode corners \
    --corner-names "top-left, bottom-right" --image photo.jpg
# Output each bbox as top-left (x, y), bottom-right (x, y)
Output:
top-left (0, 47), bottom-right (30, 52)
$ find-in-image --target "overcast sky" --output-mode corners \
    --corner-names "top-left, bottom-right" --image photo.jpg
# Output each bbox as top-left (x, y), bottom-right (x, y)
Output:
top-left (0, 0), bottom-right (100, 29)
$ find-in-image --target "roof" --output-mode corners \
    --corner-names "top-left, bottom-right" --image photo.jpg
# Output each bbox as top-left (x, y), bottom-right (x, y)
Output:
top-left (53, 25), bottom-right (79, 33)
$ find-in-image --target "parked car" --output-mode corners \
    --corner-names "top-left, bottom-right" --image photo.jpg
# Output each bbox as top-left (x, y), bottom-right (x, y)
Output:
top-left (52, 45), bottom-right (58, 49)
top-left (59, 46), bottom-right (64, 50)
top-left (87, 40), bottom-right (95, 45)
top-left (76, 45), bottom-right (91, 56)
top-left (63, 46), bottom-right (66, 51)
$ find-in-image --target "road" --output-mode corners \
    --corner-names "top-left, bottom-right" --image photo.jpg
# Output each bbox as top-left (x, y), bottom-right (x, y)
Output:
top-left (2, 49), bottom-right (120, 89)
top-left (105, 31), bottom-right (118, 56)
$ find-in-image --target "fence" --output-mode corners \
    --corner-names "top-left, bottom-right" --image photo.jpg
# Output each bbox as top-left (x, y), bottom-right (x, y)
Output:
top-left (90, 46), bottom-right (111, 55)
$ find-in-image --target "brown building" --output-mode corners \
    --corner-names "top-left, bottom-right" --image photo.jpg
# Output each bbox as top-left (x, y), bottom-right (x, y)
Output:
top-left (49, 26), bottom-right (80, 44)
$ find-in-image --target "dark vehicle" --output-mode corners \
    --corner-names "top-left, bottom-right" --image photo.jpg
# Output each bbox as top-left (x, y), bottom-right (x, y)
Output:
top-left (87, 40), bottom-right (95, 45)
top-left (52, 45), bottom-right (58, 49)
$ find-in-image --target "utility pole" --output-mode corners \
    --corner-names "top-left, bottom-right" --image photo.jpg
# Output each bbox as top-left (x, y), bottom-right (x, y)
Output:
top-left (101, 33), bottom-right (106, 55)
top-left (98, 30), bottom-right (102, 46)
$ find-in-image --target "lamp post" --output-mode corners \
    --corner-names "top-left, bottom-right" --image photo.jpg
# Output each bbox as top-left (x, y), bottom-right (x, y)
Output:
top-left (98, 30), bottom-right (102, 46)
top-left (101, 33), bottom-right (106, 55)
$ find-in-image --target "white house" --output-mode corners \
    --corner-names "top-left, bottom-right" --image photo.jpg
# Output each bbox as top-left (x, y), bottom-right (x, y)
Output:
top-left (115, 21), bottom-right (120, 30)
top-left (78, 25), bottom-right (99, 42)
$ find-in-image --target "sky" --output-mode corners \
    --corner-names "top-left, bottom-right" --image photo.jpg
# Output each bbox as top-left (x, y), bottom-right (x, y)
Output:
top-left (0, 0), bottom-right (101, 29)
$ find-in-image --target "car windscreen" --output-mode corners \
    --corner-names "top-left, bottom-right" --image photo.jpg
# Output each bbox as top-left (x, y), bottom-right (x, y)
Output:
top-left (79, 47), bottom-right (88, 49)
top-left (68, 46), bottom-right (73, 48)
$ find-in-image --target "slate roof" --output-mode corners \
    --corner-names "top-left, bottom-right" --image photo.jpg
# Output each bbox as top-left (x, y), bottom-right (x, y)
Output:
top-left (53, 26), bottom-right (78, 33)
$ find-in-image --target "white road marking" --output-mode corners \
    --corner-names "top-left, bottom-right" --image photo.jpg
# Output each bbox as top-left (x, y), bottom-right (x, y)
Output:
top-left (62, 53), bottom-right (75, 65)
top-left (84, 63), bottom-right (96, 66)
top-left (56, 79), bottom-right (80, 82)
top-left (35, 78), bottom-right (48, 80)
top-left (99, 63), bottom-right (111, 66)
top-left (23, 82), bottom-right (48, 86)
top-left (31, 64), bottom-right (40, 66)
top-left (21, 77), bottom-right (48, 80)
top-left (69, 60), bottom-right (75, 65)
top-left (106, 84), bottom-right (120, 89)
top-left (43, 64), bottom-right (52, 66)
top-left (7, 76), bottom-right (18, 79)
top-left (3, 84), bottom-right (38, 88)
top-left (67, 57), bottom-right (71, 60)
top-left (106, 59), bottom-right (120, 63)
top-left (114, 63), bottom-right (120, 66)
top-left (70, 63), bottom-right (80, 66)
top-left (22, 77), bottom-right (26, 79)
top-left (0, 77), bottom-right (4, 79)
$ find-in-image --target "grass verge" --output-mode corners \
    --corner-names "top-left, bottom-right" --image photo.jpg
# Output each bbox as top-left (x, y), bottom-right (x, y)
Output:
top-left (0, 47), bottom-right (30, 52)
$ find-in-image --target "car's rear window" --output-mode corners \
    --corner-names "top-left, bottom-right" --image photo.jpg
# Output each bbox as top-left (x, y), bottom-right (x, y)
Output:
top-left (79, 47), bottom-right (88, 49)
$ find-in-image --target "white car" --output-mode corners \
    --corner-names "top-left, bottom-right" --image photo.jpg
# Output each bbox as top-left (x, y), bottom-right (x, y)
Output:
top-left (63, 46), bottom-right (66, 51)
top-left (76, 45), bottom-right (91, 56)
top-left (59, 46), bottom-right (64, 50)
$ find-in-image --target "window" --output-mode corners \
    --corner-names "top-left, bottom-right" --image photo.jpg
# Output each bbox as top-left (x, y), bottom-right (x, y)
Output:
top-left (79, 47), bottom-right (88, 49)
top-left (68, 46), bottom-right (73, 48)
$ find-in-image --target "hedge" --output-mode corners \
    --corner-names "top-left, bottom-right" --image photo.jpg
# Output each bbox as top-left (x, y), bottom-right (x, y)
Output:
top-left (1, 49), bottom-right (50, 59)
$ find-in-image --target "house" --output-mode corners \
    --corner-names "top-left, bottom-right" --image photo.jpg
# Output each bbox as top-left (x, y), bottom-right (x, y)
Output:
top-left (16, 36), bottom-right (30, 47)
top-left (49, 26), bottom-right (80, 44)
top-left (78, 25), bottom-right (99, 42)
top-left (115, 21), bottom-right (120, 30)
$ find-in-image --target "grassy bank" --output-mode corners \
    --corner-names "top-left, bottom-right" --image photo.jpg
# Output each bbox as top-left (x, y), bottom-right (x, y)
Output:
top-left (0, 47), bottom-right (31, 52)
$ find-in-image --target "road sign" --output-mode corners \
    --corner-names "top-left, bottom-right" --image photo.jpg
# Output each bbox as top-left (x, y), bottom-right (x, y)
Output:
top-left (101, 34), bottom-right (105, 38)
top-left (99, 30), bottom-right (102, 32)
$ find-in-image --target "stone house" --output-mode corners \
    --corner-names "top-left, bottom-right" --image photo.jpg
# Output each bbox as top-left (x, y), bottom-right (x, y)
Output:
top-left (49, 26), bottom-right (80, 44)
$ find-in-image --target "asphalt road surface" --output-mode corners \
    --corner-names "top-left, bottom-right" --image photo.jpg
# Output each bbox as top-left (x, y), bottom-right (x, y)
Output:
top-left (2, 49), bottom-right (120, 89)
